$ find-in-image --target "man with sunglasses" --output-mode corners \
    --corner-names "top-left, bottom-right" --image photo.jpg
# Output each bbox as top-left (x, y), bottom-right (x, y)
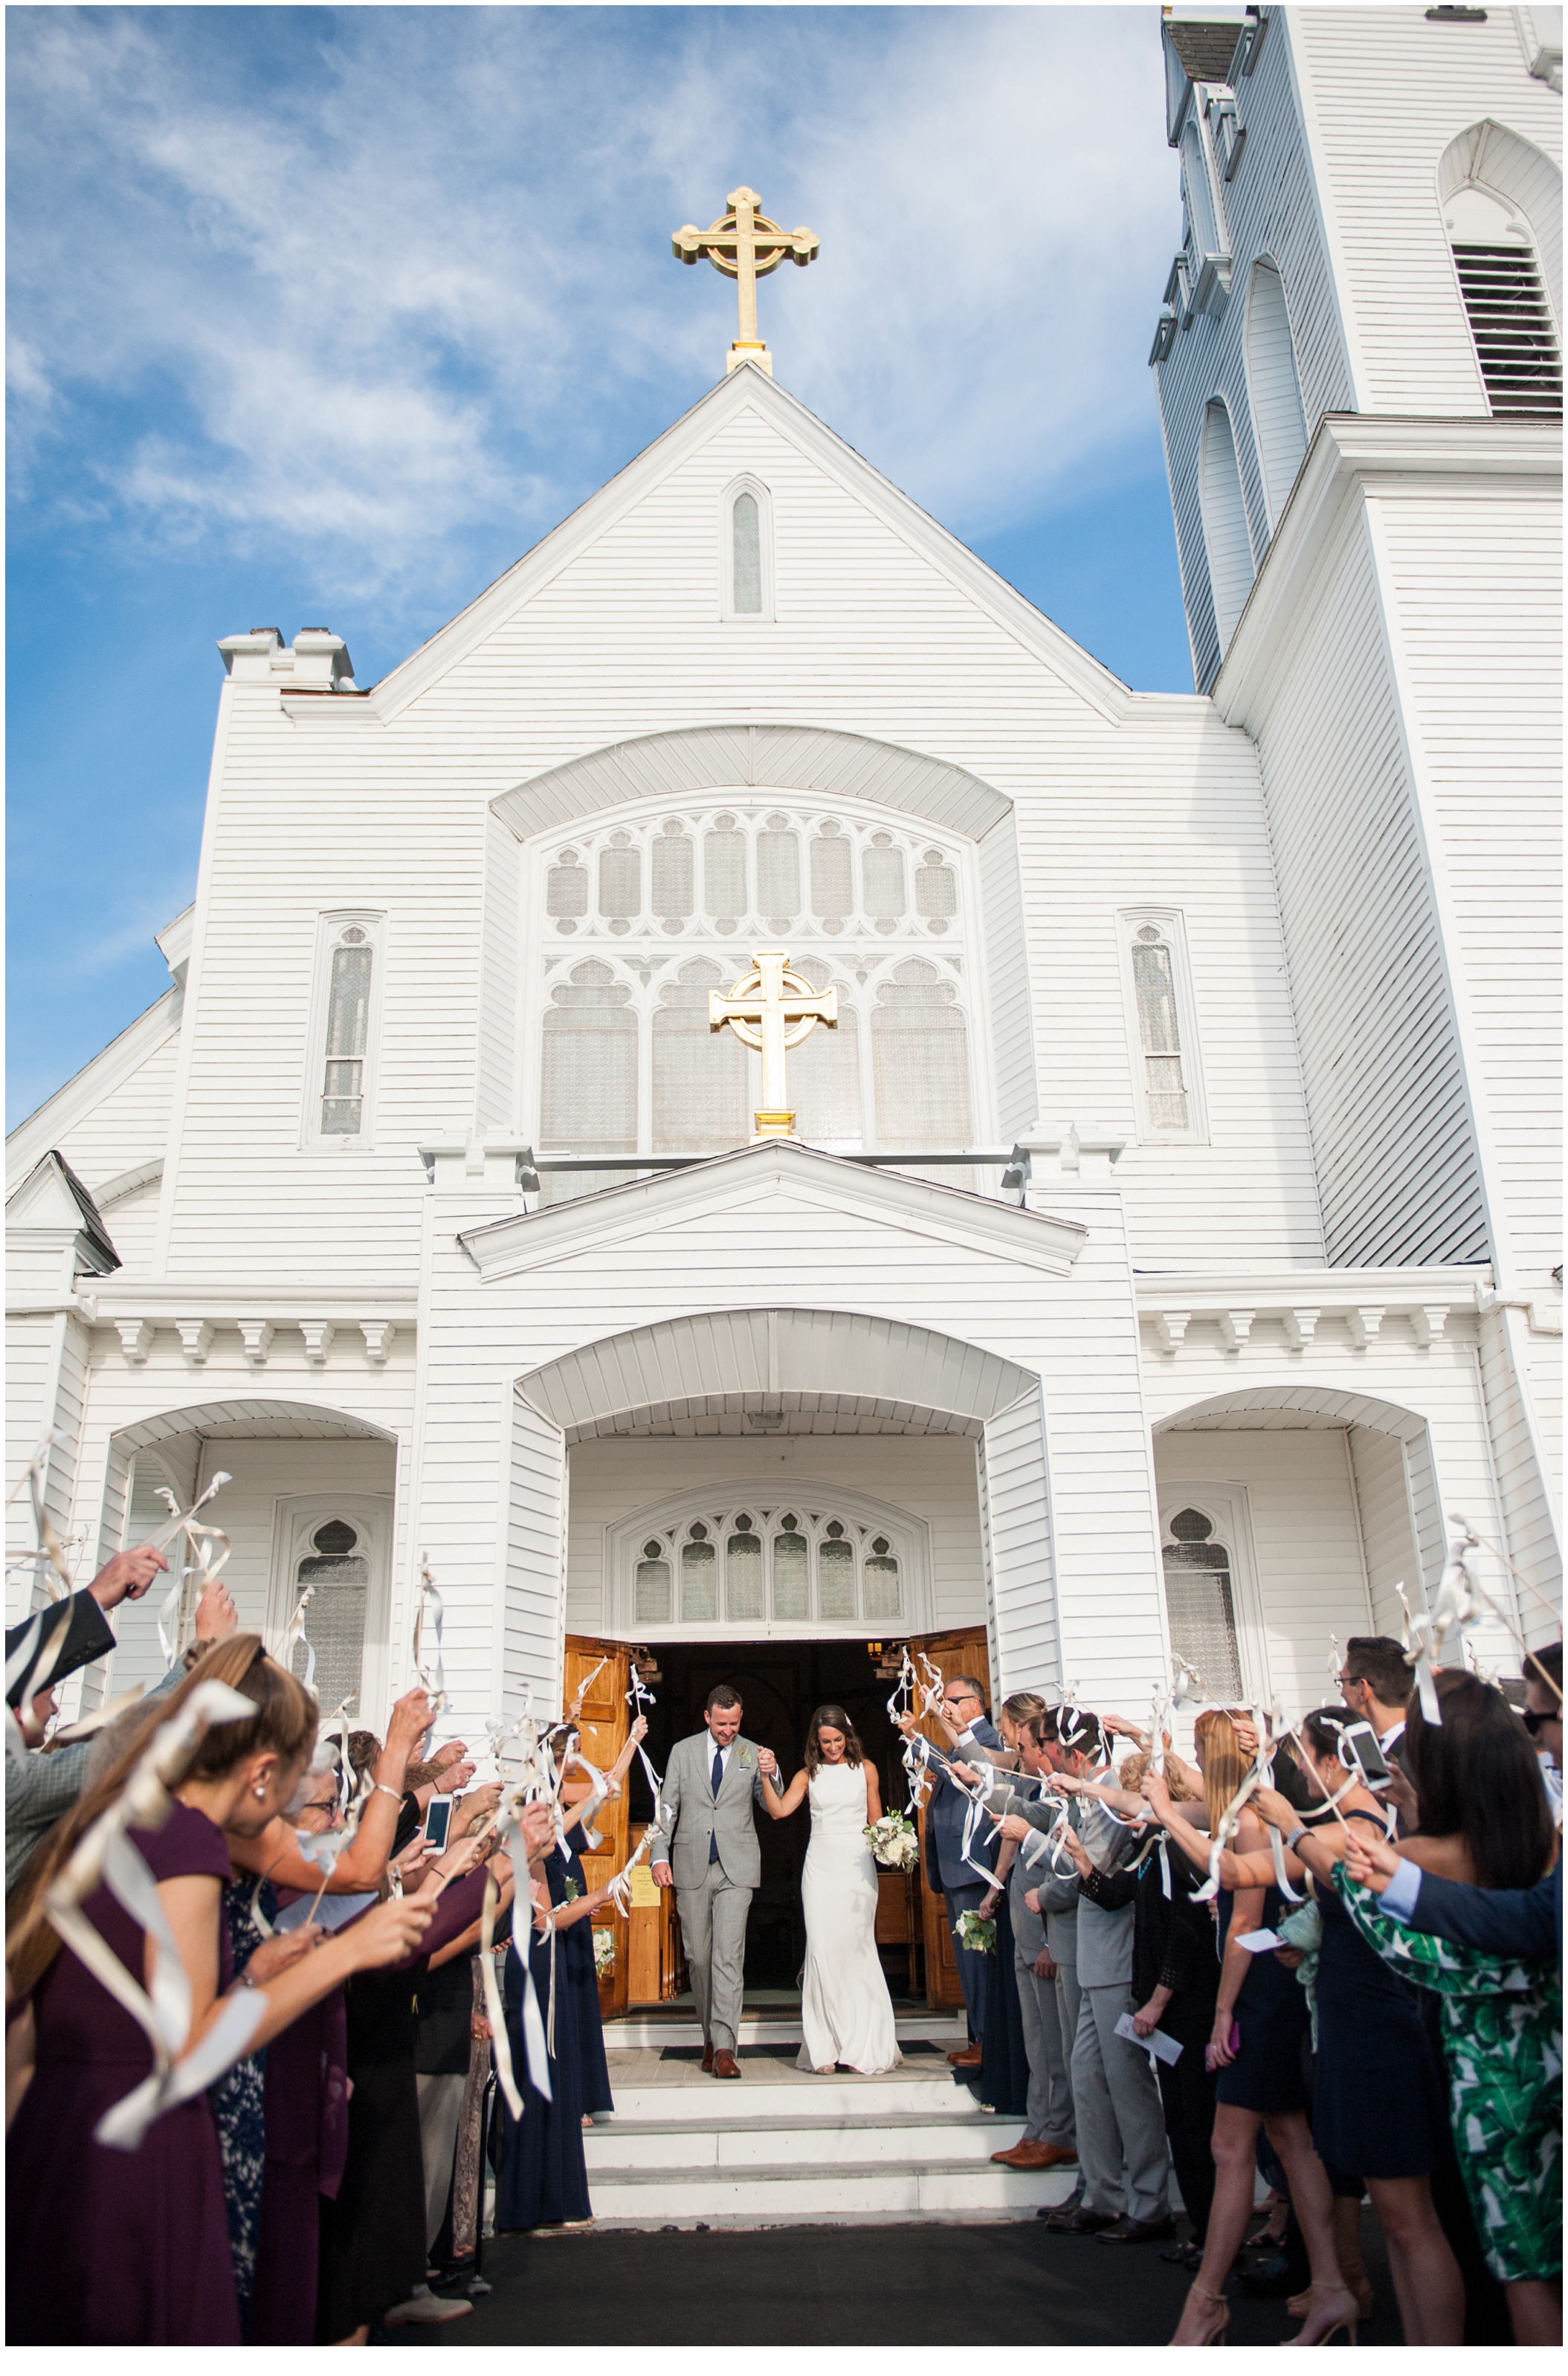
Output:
top-left (1521, 1641), bottom-right (1562, 1813)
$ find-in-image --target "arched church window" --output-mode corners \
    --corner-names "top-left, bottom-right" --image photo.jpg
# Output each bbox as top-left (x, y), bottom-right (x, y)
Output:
top-left (756, 815), bottom-right (800, 926)
top-left (726, 1518), bottom-right (764, 1620)
top-left (320, 927), bottom-right (373, 1136)
top-left (864, 1536), bottom-right (901, 1620)
top-left (810, 821), bottom-right (853, 927)
top-left (1120, 911), bottom-right (1205, 1141)
top-left (1444, 184), bottom-right (1563, 416)
top-left (547, 848), bottom-right (589, 922)
top-left (1199, 398), bottom-right (1255, 651)
top-left (653, 958), bottom-right (749, 1152)
top-left (651, 821), bottom-right (694, 924)
top-left (703, 814), bottom-right (747, 924)
top-left (1244, 261), bottom-right (1308, 531)
top-left (681, 1526), bottom-right (717, 1621)
top-left (541, 961), bottom-right (637, 1169)
top-left (871, 960), bottom-right (972, 1149)
top-left (636, 1540), bottom-right (672, 1623)
top-left (1161, 1508), bottom-right (1243, 1700)
top-left (292, 1519), bottom-right (370, 1713)
top-left (818, 1520), bottom-right (856, 1618)
top-left (787, 959), bottom-right (862, 1150)
top-left (732, 492), bottom-right (763, 613)
top-left (598, 831), bottom-right (641, 928)
top-left (772, 1518), bottom-right (810, 1619)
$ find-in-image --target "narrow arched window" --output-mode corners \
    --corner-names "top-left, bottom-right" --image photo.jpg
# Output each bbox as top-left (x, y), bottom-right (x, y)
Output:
top-left (1119, 909), bottom-right (1207, 1143)
top-left (732, 493), bottom-right (762, 612)
top-left (307, 911), bottom-right (383, 1146)
top-left (1161, 1508), bottom-right (1242, 1700)
top-left (292, 1519), bottom-right (370, 1711)
top-left (1200, 398), bottom-right (1254, 652)
top-left (1245, 261), bottom-right (1308, 530)
top-left (1445, 184), bottom-right (1563, 417)
top-left (722, 480), bottom-right (772, 619)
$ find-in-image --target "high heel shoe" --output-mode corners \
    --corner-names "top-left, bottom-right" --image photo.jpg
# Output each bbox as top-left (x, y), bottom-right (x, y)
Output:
top-left (1287, 2279), bottom-right (1373, 2323)
top-left (1172, 2282), bottom-right (1230, 2346)
top-left (1281, 2282), bottom-right (1359, 2346)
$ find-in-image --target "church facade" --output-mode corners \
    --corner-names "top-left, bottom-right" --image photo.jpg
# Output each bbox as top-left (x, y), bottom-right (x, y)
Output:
top-left (8, 7), bottom-right (1561, 1752)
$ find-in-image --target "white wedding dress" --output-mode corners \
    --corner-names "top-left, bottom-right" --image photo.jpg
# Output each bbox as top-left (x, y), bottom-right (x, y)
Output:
top-left (796, 1760), bottom-right (903, 2075)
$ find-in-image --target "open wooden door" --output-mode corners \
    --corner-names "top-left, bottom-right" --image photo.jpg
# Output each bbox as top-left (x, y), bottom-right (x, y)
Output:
top-left (904, 1627), bottom-right (994, 2012)
top-left (564, 1635), bottom-right (631, 2021)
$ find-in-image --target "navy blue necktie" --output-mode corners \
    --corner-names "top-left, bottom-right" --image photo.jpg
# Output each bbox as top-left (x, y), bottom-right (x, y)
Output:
top-left (709, 1744), bottom-right (723, 1862)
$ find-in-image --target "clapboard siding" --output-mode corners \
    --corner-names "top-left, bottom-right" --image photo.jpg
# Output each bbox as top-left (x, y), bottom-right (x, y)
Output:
top-left (6, 989), bottom-right (181, 1197)
top-left (476, 807), bottom-right (520, 1137)
top-left (505, 1396), bottom-right (569, 1705)
top-left (1156, 10), bottom-right (1352, 690)
top-left (1245, 503), bottom-right (1487, 1265)
top-left (1293, 6), bottom-right (1563, 418)
top-left (1374, 487), bottom-right (1562, 1289)
top-left (982, 1386), bottom-right (1063, 1696)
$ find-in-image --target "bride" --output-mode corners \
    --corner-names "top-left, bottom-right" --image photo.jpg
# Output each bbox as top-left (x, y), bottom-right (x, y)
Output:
top-left (758, 1707), bottom-right (903, 2076)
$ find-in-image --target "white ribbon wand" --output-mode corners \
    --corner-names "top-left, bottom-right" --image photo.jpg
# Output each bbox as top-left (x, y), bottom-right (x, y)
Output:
top-left (5, 1435), bottom-right (73, 1601)
top-left (273, 1586), bottom-right (319, 1694)
top-left (152, 1476), bottom-right (233, 1662)
top-left (42, 1677), bottom-right (268, 2149)
top-left (413, 1554), bottom-right (448, 1714)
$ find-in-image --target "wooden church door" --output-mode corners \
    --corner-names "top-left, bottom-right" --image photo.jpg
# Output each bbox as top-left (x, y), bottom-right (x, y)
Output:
top-left (564, 1635), bottom-right (632, 2019)
top-left (904, 1626), bottom-right (994, 2012)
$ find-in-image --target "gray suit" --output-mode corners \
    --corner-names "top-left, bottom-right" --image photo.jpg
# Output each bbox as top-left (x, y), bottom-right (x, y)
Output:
top-left (984, 1776), bottom-right (1080, 2154)
top-left (1066, 1796), bottom-right (1170, 2225)
top-left (647, 1731), bottom-right (768, 2056)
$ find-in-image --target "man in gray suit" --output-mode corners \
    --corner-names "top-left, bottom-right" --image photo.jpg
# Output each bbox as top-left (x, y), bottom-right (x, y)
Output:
top-left (648, 1683), bottom-right (770, 2079)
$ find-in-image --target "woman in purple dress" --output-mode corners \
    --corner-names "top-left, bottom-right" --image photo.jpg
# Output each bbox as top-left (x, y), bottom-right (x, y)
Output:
top-left (5, 1637), bottom-right (434, 2347)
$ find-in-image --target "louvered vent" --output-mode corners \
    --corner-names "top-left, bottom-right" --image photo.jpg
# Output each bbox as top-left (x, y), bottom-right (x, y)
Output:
top-left (1453, 244), bottom-right (1564, 417)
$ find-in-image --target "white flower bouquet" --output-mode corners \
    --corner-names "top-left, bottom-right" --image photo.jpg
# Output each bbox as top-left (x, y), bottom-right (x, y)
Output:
top-left (593, 1928), bottom-right (616, 1978)
top-left (864, 1812), bottom-right (920, 1871)
top-left (955, 1909), bottom-right (997, 1956)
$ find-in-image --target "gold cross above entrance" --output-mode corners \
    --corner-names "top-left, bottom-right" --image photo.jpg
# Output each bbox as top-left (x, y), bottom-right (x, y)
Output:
top-left (709, 950), bottom-right (836, 1139)
top-left (672, 186), bottom-right (819, 376)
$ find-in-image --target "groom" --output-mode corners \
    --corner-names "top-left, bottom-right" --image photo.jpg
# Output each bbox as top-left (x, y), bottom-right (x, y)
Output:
top-left (648, 1683), bottom-right (772, 2079)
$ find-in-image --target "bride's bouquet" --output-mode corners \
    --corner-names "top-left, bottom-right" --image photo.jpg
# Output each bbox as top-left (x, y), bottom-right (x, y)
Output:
top-left (864, 1812), bottom-right (920, 1871)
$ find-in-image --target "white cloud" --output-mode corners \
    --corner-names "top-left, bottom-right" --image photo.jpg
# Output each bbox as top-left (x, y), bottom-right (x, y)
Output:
top-left (7, 7), bottom-right (1180, 613)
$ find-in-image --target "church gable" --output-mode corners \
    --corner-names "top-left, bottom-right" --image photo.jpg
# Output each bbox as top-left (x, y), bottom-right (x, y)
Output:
top-left (370, 368), bottom-right (1131, 731)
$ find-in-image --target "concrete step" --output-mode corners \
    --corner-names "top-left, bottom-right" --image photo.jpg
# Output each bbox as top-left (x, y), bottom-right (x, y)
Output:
top-left (607, 2011), bottom-right (964, 2050)
top-left (585, 2111), bottom-right (1027, 2171)
top-left (584, 2156), bottom-right (1080, 2224)
top-left (604, 2073), bottom-right (984, 2122)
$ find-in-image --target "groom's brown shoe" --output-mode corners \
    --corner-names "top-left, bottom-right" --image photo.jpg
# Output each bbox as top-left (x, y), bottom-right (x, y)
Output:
top-left (700, 2044), bottom-right (715, 2073)
top-left (712, 2050), bottom-right (742, 2079)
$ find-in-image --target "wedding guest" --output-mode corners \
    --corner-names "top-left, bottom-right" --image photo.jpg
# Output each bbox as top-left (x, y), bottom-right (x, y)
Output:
top-left (316, 1832), bottom-right (497, 2341)
top-left (1012, 1708), bottom-right (1172, 2245)
top-left (556, 1711), bottom-right (651, 2122)
top-left (495, 1815), bottom-right (615, 2233)
top-left (1522, 1639), bottom-right (1563, 1811)
top-left (1317, 1670), bottom-right (1561, 2346)
top-left (1140, 1716), bottom-right (1353, 2342)
top-left (978, 1704), bottom-right (1078, 2175)
top-left (897, 1674), bottom-right (1000, 2070)
top-left (5, 1571), bottom-right (236, 1891)
top-left (1337, 1637), bottom-right (1416, 1765)
top-left (6, 1636), bottom-right (432, 2346)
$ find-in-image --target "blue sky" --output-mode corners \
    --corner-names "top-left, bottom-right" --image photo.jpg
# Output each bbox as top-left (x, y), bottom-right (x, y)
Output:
top-left (7, 4), bottom-right (1191, 1131)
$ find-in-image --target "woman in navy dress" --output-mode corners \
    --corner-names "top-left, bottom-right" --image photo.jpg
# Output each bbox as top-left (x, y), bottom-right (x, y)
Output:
top-left (5, 1637), bottom-right (431, 2346)
top-left (495, 1830), bottom-right (614, 2228)
top-left (1140, 1712), bottom-right (1356, 2348)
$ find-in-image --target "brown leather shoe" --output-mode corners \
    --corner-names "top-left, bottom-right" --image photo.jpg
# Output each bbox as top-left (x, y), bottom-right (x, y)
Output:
top-left (700, 2044), bottom-right (715, 2074)
top-left (947, 2042), bottom-right (984, 2068)
top-left (712, 2050), bottom-right (742, 2079)
top-left (1035, 2143), bottom-right (1078, 2169)
top-left (992, 2139), bottom-right (1073, 2170)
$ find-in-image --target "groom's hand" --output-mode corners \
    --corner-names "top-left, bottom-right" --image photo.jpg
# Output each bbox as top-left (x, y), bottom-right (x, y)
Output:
top-left (651, 1862), bottom-right (674, 1889)
top-left (757, 1746), bottom-right (778, 1778)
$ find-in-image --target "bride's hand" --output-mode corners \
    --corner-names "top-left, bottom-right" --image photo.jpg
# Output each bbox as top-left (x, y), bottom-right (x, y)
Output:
top-left (977, 1887), bottom-right (1001, 1918)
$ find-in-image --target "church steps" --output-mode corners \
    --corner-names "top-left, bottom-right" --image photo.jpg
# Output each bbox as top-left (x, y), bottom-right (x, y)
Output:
top-left (582, 2155), bottom-right (1077, 2225)
top-left (600, 2073), bottom-right (981, 2122)
top-left (585, 2110), bottom-right (1026, 2171)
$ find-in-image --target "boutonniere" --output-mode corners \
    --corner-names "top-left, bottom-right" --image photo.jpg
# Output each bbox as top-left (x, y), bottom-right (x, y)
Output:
top-left (737, 1748), bottom-right (752, 1768)
top-left (563, 1878), bottom-right (581, 1902)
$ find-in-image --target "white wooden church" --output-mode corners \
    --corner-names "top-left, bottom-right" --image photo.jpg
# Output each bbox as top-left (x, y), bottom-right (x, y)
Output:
top-left (8, 7), bottom-right (1561, 1768)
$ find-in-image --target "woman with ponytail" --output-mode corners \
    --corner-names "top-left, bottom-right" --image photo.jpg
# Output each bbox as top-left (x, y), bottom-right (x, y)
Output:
top-left (6, 1636), bottom-right (436, 2346)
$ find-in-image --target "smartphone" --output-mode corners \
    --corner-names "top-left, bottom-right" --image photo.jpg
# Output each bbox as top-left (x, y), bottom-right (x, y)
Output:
top-left (1338, 1721), bottom-right (1392, 1790)
top-left (424, 1795), bottom-right (454, 1853)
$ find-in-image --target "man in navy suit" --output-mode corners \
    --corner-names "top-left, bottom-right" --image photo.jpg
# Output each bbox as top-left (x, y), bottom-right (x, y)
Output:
top-left (903, 1674), bottom-right (1001, 2070)
top-left (1343, 1828), bottom-right (1562, 1966)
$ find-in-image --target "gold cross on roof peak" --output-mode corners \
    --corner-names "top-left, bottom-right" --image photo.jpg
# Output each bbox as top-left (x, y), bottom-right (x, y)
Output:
top-left (673, 186), bottom-right (819, 378)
